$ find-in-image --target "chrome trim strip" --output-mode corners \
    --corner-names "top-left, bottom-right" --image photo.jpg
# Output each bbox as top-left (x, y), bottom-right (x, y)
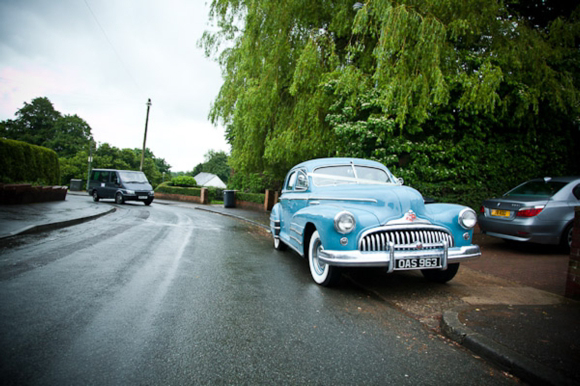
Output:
top-left (280, 235), bottom-right (303, 256)
top-left (309, 197), bottom-right (378, 204)
top-left (290, 235), bottom-right (302, 245)
top-left (318, 245), bottom-right (481, 267)
top-left (290, 223), bottom-right (304, 235)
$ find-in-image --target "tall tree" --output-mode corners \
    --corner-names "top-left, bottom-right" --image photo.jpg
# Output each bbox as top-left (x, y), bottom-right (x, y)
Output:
top-left (202, 0), bottom-right (580, 206)
top-left (190, 150), bottom-right (231, 183)
top-left (1, 97), bottom-right (62, 146)
top-left (1, 97), bottom-right (93, 157)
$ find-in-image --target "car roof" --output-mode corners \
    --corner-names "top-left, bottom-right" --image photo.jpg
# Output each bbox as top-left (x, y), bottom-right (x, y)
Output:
top-left (527, 177), bottom-right (580, 183)
top-left (292, 158), bottom-right (386, 171)
top-left (92, 169), bottom-right (143, 172)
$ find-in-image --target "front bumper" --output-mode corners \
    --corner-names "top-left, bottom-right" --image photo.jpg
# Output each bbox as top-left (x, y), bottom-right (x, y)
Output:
top-left (318, 244), bottom-right (481, 273)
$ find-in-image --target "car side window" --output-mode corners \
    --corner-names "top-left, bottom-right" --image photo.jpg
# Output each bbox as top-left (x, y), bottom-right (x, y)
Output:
top-left (97, 171), bottom-right (109, 183)
top-left (285, 172), bottom-right (297, 191)
top-left (111, 173), bottom-right (118, 184)
top-left (295, 170), bottom-right (308, 191)
top-left (573, 184), bottom-right (580, 200)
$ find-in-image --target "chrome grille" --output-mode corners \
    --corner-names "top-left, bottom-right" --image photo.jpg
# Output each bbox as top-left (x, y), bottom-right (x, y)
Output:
top-left (360, 227), bottom-right (454, 252)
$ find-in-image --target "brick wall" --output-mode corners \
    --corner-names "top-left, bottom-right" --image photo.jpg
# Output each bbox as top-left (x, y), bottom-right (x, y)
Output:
top-left (565, 206), bottom-right (580, 300)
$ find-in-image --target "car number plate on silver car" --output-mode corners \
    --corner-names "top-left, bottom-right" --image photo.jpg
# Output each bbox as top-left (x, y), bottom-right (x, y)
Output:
top-left (138, 196), bottom-right (148, 199)
top-left (396, 257), bottom-right (441, 270)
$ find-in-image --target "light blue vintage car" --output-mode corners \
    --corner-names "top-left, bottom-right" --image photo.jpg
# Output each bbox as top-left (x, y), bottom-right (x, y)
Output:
top-left (270, 158), bottom-right (481, 286)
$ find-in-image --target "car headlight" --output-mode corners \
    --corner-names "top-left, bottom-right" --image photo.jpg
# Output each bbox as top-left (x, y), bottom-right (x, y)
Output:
top-left (334, 211), bottom-right (356, 234)
top-left (125, 189), bottom-right (135, 195)
top-left (459, 208), bottom-right (477, 229)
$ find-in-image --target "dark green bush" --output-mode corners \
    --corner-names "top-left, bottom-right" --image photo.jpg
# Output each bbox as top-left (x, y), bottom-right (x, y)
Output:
top-left (236, 192), bottom-right (265, 204)
top-left (155, 182), bottom-right (201, 197)
top-left (0, 138), bottom-right (60, 185)
top-left (207, 187), bottom-right (225, 202)
top-left (170, 175), bottom-right (197, 187)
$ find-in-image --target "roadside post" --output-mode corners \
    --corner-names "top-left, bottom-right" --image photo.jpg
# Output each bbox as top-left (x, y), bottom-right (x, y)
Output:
top-left (565, 206), bottom-right (580, 300)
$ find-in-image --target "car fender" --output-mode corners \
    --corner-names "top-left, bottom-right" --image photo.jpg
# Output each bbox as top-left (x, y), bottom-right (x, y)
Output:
top-left (291, 204), bottom-right (382, 252)
top-left (424, 203), bottom-right (475, 246)
top-left (270, 203), bottom-right (282, 237)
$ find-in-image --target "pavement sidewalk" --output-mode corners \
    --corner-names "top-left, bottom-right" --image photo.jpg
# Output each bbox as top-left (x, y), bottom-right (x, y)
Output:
top-left (0, 193), bottom-right (578, 385)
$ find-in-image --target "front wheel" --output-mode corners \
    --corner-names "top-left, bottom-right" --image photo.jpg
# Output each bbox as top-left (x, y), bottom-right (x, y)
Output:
top-left (421, 263), bottom-right (459, 283)
top-left (115, 192), bottom-right (125, 204)
top-left (92, 190), bottom-right (99, 202)
top-left (308, 230), bottom-right (341, 286)
top-left (144, 198), bottom-right (153, 206)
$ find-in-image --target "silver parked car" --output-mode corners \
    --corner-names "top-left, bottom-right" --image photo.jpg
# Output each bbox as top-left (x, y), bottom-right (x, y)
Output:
top-left (478, 177), bottom-right (580, 250)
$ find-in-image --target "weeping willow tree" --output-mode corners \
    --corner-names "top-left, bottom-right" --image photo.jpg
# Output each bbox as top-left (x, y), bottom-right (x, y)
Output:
top-left (201, 0), bottom-right (579, 203)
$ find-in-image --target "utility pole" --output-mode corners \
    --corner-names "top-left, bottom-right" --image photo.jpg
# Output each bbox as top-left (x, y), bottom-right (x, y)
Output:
top-left (86, 140), bottom-right (93, 191)
top-left (140, 98), bottom-right (152, 171)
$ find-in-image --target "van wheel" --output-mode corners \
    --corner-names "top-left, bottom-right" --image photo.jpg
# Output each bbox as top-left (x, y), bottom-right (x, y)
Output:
top-left (92, 191), bottom-right (99, 202)
top-left (115, 192), bottom-right (125, 204)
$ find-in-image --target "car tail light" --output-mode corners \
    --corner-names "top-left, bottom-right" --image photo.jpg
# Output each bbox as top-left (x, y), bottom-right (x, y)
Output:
top-left (516, 206), bottom-right (544, 217)
top-left (479, 206), bottom-right (485, 214)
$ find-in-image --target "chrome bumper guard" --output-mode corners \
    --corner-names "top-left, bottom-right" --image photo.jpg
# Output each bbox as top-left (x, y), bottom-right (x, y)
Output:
top-left (318, 241), bottom-right (481, 273)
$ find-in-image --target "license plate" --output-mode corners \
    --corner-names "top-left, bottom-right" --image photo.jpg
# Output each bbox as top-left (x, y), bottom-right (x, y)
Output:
top-left (396, 257), bottom-right (441, 270)
top-left (138, 196), bottom-right (148, 199)
top-left (491, 209), bottom-right (510, 217)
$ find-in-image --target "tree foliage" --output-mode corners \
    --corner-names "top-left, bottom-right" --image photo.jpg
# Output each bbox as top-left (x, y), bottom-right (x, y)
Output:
top-left (190, 150), bottom-right (231, 184)
top-left (202, 0), bottom-right (580, 207)
top-left (1, 97), bottom-right (172, 188)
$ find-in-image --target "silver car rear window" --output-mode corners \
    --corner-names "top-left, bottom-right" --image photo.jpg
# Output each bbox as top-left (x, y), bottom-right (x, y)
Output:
top-left (506, 181), bottom-right (567, 197)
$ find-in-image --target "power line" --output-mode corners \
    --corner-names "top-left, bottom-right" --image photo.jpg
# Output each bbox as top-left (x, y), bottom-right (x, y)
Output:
top-left (83, 0), bottom-right (144, 94)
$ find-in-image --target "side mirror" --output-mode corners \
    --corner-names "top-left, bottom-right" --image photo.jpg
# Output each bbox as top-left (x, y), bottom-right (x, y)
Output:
top-left (396, 177), bottom-right (404, 185)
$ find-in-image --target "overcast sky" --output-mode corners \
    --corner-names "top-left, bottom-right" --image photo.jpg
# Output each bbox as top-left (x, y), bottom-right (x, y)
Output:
top-left (0, 0), bottom-right (229, 172)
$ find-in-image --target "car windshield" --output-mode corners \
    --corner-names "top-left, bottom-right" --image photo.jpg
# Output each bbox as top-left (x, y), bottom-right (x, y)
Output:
top-left (506, 180), bottom-right (567, 197)
top-left (118, 171), bottom-right (149, 184)
top-left (312, 165), bottom-right (392, 186)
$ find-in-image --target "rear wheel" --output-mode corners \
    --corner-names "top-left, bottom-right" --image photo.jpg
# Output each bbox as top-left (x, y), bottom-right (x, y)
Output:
top-left (308, 230), bottom-right (341, 286)
top-left (92, 190), bottom-right (99, 202)
top-left (561, 224), bottom-right (573, 253)
top-left (273, 236), bottom-right (287, 251)
top-left (115, 192), bottom-right (125, 204)
top-left (421, 263), bottom-right (460, 283)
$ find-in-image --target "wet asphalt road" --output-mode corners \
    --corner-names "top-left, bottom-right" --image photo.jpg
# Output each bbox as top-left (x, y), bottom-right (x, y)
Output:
top-left (0, 202), bottom-right (516, 385)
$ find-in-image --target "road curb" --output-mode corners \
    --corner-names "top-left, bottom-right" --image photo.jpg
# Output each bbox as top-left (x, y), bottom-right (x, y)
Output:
top-left (441, 308), bottom-right (576, 386)
top-left (0, 207), bottom-right (116, 241)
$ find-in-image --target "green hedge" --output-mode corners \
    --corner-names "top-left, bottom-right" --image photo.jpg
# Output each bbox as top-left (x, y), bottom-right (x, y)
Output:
top-left (236, 192), bottom-right (265, 204)
top-left (155, 182), bottom-right (201, 197)
top-left (170, 175), bottom-right (197, 187)
top-left (0, 138), bottom-right (60, 185)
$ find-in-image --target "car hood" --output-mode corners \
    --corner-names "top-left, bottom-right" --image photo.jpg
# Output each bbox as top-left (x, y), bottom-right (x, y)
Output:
top-left (313, 184), bottom-right (428, 224)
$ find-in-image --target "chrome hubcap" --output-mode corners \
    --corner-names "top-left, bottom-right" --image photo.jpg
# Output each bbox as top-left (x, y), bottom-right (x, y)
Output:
top-left (312, 241), bottom-right (325, 275)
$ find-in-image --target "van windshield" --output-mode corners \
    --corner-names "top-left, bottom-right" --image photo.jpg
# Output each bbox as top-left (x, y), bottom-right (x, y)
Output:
top-left (119, 171), bottom-right (149, 184)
